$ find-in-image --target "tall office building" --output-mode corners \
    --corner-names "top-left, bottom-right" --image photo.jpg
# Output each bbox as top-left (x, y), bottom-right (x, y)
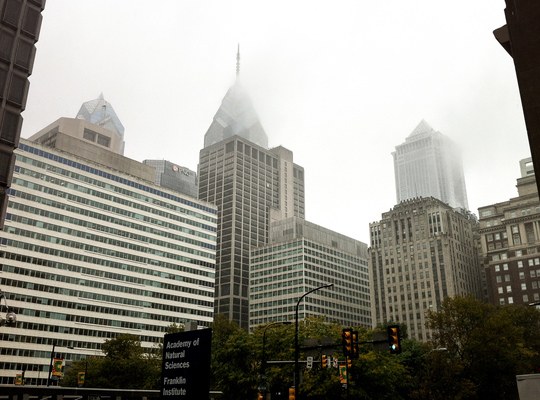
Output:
top-left (369, 197), bottom-right (482, 341)
top-left (198, 66), bottom-right (305, 328)
top-left (250, 217), bottom-right (371, 329)
top-left (143, 159), bottom-right (198, 198)
top-left (393, 120), bottom-right (469, 210)
top-left (0, 0), bottom-right (45, 229)
top-left (0, 125), bottom-right (217, 383)
top-left (478, 158), bottom-right (540, 306)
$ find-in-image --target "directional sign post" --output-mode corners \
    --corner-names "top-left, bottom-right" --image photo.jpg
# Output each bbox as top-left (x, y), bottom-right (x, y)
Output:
top-left (161, 328), bottom-right (212, 399)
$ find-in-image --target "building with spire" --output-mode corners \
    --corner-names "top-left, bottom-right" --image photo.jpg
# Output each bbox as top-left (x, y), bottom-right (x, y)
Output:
top-left (203, 49), bottom-right (268, 149)
top-left (393, 120), bottom-right (469, 210)
top-left (198, 49), bottom-right (305, 328)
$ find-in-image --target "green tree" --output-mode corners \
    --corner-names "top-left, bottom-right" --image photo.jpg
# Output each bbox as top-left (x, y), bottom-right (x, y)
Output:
top-left (210, 314), bottom-right (257, 400)
top-left (61, 334), bottom-right (161, 389)
top-left (427, 296), bottom-right (540, 400)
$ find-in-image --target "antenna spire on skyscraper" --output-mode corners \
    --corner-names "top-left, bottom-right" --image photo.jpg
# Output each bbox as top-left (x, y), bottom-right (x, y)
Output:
top-left (236, 44), bottom-right (240, 77)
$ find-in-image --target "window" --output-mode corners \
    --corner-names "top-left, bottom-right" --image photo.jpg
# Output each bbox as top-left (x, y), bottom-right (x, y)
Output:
top-left (496, 276), bottom-right (502, 283)
top-left (516, 250), bottom-right (523, 257)
top-left (83, 129), bottom-right (96, 142)
top-left (503, 263), bottom-right (508, 271)
top-left (495, 265), bottom-right (500, 272)
top-left (521, 283), bottom-right (527, 291)
top-left (97, 134), bottom-right (111, 148)
top-left (506, 285), bottom-right (512, 293)
top-left (508, 297), bottom-right (514, 304)
top-left (518, 261), bottom-right (524, 268)
top-left (498, 287), bottom-right (504, 294)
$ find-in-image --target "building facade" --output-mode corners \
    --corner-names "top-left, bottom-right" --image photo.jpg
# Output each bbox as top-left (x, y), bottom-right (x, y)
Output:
top-left (393, 120), bottom-right (469, 210)
top-left (198, 135), bottom-right (304, 329)
top-left (0, 0), bottom-right (45, 229)
top-left (478, 158), bottom-right (540, 306)
top-left (143, 159), bottom-right (198, 198)
top-left (0, 137), bottom-right (217, 385)
top-left (369, 197), bottom-right (482, 341)
top-left (250, 217), bottom-right (371, 329)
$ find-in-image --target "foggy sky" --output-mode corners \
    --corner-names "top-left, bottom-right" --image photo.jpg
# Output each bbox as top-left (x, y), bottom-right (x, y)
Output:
top-left (21, 0), bottom-right (531, 243)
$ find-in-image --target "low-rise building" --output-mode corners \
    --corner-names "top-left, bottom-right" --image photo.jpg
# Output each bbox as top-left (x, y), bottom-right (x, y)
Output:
top-left (478, 158), bottom-right (540, 306)
top-left (250, 217), bottom-right (371, 330)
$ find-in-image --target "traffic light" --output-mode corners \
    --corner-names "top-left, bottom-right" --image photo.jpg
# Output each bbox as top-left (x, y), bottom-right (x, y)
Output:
top-left (347, 357), bottom-right (352, 369)
top-left (321, 354), bottom-right (328, 369)
top-left (351, 330), bottom-right (359, 359)
top-left (289, 387), bottom-right (295, 400)
top-left (342, 328), bottom-right (353, 356)
top-left (387, 325), bottom-right (401, 354)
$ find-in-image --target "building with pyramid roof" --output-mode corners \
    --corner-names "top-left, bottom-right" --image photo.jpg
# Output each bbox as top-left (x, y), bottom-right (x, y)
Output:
top-left (198, 50), bottom-right (305, 329)
top-left (393, 120), bottom-right (469, 210)
top-left (204, 81), bottom-right (268, 149)
top-left (28, 94), bottom-right (126, 157)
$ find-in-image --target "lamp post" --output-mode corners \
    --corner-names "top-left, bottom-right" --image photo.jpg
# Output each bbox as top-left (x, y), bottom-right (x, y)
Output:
top-left (0, 290), bottom-right (17, 327)
top-left (294, 283), bottom-right (333, 396)
top-left (259, 321), bottom-right (292, 398)
top-left (47, 343), bottom-right (57, 387)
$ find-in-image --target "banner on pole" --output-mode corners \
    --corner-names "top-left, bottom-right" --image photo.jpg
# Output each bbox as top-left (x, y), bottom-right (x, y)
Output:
top-left (52, 358), bottom-right (64, 377)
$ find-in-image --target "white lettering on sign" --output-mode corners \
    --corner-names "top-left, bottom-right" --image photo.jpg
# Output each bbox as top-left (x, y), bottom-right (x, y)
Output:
top-left (166, 340), bottom-right (192, 349)
top-left (163, 376), bottom-right (187, 385)
top-left (164, 361), bottom-right (190, 369)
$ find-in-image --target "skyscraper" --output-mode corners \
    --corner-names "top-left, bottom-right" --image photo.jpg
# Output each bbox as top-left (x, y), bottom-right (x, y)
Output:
top-left (369, 197), bottom-right (482, 341)
top-left (393, 120), bottom-right (469, 210)
top-left (198, 56), bottom-right (305, 328)
top-left (0, 0), bottom-right (46, 229)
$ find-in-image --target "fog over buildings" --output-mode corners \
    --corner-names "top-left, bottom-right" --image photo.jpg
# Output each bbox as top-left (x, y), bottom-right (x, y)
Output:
top-left (21, 0), bottom-right (531, 244)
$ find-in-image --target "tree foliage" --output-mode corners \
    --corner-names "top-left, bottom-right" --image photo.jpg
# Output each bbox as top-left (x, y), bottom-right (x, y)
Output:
top-left (59, 299), bottom-right (540, 399)
top-left (427, 296), bottom-right (540, 400)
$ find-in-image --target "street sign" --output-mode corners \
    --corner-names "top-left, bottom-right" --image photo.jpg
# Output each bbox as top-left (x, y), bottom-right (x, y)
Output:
top-left (161, 328), bottom-right (212, 400)
top-left (306, 356), bottom-right (313, 370)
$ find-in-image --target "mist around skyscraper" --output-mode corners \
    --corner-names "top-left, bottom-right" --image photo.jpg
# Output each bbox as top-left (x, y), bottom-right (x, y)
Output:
top-left (1, 2), bottom-right (540, 395)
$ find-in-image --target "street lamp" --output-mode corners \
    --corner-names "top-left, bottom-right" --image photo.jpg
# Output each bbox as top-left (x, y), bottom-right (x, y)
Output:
top-left (259, 321), bottom-right (292, 398)
top-left (294, 283), bottom-right (333, 396)
top-left (0, 290), bottom-right (17, 327)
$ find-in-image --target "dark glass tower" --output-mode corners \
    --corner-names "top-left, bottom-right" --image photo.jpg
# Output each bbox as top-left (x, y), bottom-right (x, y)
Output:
top-left (0, 0), bottom-right (45, 229)
top-left (198, 55), bottom-right (304, 328)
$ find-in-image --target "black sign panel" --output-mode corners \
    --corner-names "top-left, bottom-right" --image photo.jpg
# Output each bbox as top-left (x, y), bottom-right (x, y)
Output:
top-left (161, 328), bottom-right (212, 399)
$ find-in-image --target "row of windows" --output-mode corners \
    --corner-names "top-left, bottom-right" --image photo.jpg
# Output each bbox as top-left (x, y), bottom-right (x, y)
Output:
top-left (2, 246), bottom-right (213, 285)
top-left (2, 264), bottom-right (213, 302)
top-left (13, 168), bottom-right (216, 233)
top-left (10, 190), bottom-right (216, 242)
top-left (9, 210), bottom-right (215, 261)
top-left (4, 223), bottom-right (212, 269)
top-left (4, 277), bottom-right (214, 311)
top-left (18, 143), bottom-right (217, 215)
